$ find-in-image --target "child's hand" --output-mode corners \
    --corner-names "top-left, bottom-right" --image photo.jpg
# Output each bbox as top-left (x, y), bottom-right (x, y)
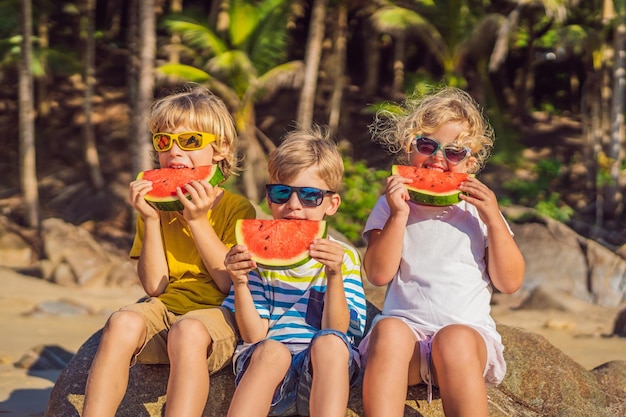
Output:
top-left (385, 175), bottom-right (412, 217)
top-left (128, 179), bottom-right (159, 220)
top-left (178, 180), bottom-right (219, 221)
top-left (224, 245), bottom-right (257, 285)
top-left (309, 238), bottom-right (344, 280)
top-left (459, 177), bottom-right (501, 224)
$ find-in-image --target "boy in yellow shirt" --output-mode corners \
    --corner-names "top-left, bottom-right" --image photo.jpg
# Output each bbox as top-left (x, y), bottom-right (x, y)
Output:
top-left (82, 85), bottom-right (255, 417)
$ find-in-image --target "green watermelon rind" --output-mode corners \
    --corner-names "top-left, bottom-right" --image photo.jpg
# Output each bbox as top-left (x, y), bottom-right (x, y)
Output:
top-left (392, 165), bottom-right (472, 207)
top-left (137, 165), bottom-right (225, 211)
top-left (235, 219), bottom-right (328, 270)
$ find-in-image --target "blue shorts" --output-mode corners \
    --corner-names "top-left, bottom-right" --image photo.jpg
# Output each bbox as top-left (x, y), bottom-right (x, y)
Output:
top-left (233, 329), bottom-right (361, 416)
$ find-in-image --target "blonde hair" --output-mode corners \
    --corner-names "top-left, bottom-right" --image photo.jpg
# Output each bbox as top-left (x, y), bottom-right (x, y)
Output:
top-left (149, 84), bottom-right (238, 179)
top-left (370, 86), bottom-right (494, 173)
top-left (268, 125), bottom-right (344, 192)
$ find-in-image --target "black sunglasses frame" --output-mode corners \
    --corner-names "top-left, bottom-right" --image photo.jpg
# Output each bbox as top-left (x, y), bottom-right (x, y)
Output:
top-left (265, 184), bottom-right (335, 207)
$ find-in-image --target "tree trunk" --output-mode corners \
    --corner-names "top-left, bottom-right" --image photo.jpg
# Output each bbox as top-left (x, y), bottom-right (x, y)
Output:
top-left (391, 33), bottom-right (406, 100)
top-left (297, 0), bottom-right (327, 130)
top-left (132, 0), bottom-right (156, 176)
top-left (82, 0), bottom-right (105, 190)
top-left (605, 0), bottom-right (626, 217)
top-left (37, 12), bottom-right (50, 117)
top-left (168, 0), bottom-right (183, 64)
top-left (328, 3), bottom-right (347, 137)
top-left (363, 20), bottom-right (380, 97)
top-left (19, 0), bottom-right (40, 228)
top-left (237, 105), bottom-right (268, 203)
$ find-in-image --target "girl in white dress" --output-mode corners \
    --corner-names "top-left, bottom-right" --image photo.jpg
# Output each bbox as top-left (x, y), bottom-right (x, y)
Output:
top-left (359, 87), bottom-right (525, 417)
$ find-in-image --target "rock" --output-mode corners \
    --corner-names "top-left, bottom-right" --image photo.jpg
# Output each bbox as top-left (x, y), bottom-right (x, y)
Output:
top-left (0, 223), bottom-right (33, 268)
top-left (44, 330), bottom-right (235, 417)
top-left (517, 285), bottom-right (604, 313)
top-left (14, 344), bottom-right (75, 370)
top-left (39, 218), bottom-right (138, 288)
top-left (592, 361), bottom-right (626, 405)
top-left (45, 311), bottom-right (626, 417)
top-left (613, 308), bottom-right (626, 337)
top-left (26, 299), bottom-right (93, 317)
top-left (509, 214), bottom-right (626, 307)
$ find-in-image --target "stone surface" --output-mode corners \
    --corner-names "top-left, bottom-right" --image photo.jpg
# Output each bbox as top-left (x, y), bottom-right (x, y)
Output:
top-left (45, 321), bottom-right (626, 417)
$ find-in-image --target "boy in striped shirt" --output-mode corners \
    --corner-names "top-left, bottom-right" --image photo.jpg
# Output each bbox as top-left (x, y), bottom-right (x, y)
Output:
top-left (222, 126), bottom-right (367, 417)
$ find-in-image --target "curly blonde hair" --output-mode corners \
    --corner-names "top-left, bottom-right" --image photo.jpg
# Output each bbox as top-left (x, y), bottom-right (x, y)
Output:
top-left (369, 86), bottom-right (494, 173)
top-left (149, 84), bottom-right (238, 179)
top-left (268, 125), bottom-right (344, 192)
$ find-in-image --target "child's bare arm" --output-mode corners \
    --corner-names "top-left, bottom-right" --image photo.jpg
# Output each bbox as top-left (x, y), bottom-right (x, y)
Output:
top-left (225, 245), bottom-right (269, 343)
top-left (181, 182), bottom-right (232, 293)
top-left (310, 239), bottom-right (350, 333)
top-left (129, 179), bottom-right (169, 295)
top-left (363, 175), bottom-right (410, 286)
top-left (460, 177), bottom-right (525, 293)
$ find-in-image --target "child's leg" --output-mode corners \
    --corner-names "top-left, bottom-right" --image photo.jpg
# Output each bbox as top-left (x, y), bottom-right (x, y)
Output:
top-left (431, 324), bottom-right (488, 417)
top-left (308, 332), bottom-right (350, 417)
top-left (163, 317), bottom-right (212, 417)
top-left (82, 310), bottom-right (147, 417)
top-left (362, 318), bottom-right (421, 417)
top-left (164, 307), bottom-right (237, 416)
top-left (227, 340), bottom-right (291, 417)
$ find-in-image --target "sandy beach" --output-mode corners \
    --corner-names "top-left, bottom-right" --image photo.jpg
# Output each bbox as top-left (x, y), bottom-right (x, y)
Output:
top-left (1, 266), bottom-right (625, 416)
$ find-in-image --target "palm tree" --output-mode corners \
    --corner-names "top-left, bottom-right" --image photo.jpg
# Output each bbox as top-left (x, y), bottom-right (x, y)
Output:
top-left (366, 0), bottom-right (491, 98)
top-left (19, 0), bottom-right (39, 228)
top-left (297, 0), bottom-right (327, 130)
top-left (158, 0), bottom-right (303, 202)
top-left (131, 0), bottom-right (156, 177)
top-left (487, 0), bottom-right (573, 118)
top-left (606, 0), bottom-right (625, 217)
top-left (81, 0), bottom-right (105, 190)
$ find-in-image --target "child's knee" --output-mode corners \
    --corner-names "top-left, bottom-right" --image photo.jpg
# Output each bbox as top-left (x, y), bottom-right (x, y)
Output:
top-left (251, 340), bottom-right (291, 366)
top-left (105, 310), bottom-right (145, 336)
top-left (311, 332), bottom-right (347, 355)
top-left (169, 317), bottom-right (210, 345)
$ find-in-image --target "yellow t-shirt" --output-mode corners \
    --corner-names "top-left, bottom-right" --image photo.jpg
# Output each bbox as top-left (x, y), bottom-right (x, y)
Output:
top-left (130, 189), bottom-right (256, 314)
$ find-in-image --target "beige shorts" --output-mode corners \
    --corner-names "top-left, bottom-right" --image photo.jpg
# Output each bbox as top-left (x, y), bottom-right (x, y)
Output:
top-left (120, 297), bottom-right (239, 374)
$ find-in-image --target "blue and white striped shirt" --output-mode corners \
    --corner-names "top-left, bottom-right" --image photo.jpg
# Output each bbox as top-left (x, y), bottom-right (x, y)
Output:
top-left (222, 237), bottom-right (367, 351)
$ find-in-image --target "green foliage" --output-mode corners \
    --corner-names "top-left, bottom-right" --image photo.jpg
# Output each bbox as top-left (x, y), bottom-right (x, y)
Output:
top-left (488, 123), bottom-right (525, 167)
top-left (327, 157), bottom-right (388, 246)
top-left (535, 192), bottom-right (574, 222)
top-left (501, 158), bottom-right (573, 222)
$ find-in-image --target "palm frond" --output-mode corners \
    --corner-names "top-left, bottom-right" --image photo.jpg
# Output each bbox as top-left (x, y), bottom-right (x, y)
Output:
top-left (254, 60), bottom-right (304, 101)
top-left (371, 6), bottom-right (428, 35)
top-left (162, 16), bottom-right (228, 56)
top-left (234, 0), bottom-right (292, 74)
top-left (156, 63), bottom-right (212, 83)
top-left (206, 51), bottom-right (258, 98)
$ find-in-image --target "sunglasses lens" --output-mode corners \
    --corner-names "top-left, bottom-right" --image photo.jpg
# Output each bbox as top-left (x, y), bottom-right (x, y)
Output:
top-left (444, 148), bottom-right (469, 163)
top-left (178, 133), bottom-right (203, 150)
top-left (298, 187), bottom-right (324, 207)
top-left (415, 137), bottom-right (438, 155)
top-left (153, 134), bottom-right (172, 151)
top-left (267, 185), bottom-right (292, 204)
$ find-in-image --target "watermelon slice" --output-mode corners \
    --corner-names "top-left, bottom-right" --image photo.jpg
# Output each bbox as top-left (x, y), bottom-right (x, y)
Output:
top-left (235, 219), bottom-right (327, 269)
top-left (137, 165), bottom-right (225, 211)
top-left (392, 165), bottom-right (469, 206)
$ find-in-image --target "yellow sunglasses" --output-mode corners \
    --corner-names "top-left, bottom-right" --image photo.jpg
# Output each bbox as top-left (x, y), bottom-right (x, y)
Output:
top-left (152, 132), bottom-right (216, 152)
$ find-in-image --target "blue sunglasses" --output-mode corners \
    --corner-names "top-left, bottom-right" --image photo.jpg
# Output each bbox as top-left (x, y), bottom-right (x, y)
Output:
top-left (266, 184), bottom-right (335, 207)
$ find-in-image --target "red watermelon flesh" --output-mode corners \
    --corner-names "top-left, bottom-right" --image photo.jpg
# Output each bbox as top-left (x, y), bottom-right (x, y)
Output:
top-left (137, 165), bottom-right (224, 211)
top-left (236, 219), bottom-right (327, 269)
top-left (392, 165), bottom-right (469, 206)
